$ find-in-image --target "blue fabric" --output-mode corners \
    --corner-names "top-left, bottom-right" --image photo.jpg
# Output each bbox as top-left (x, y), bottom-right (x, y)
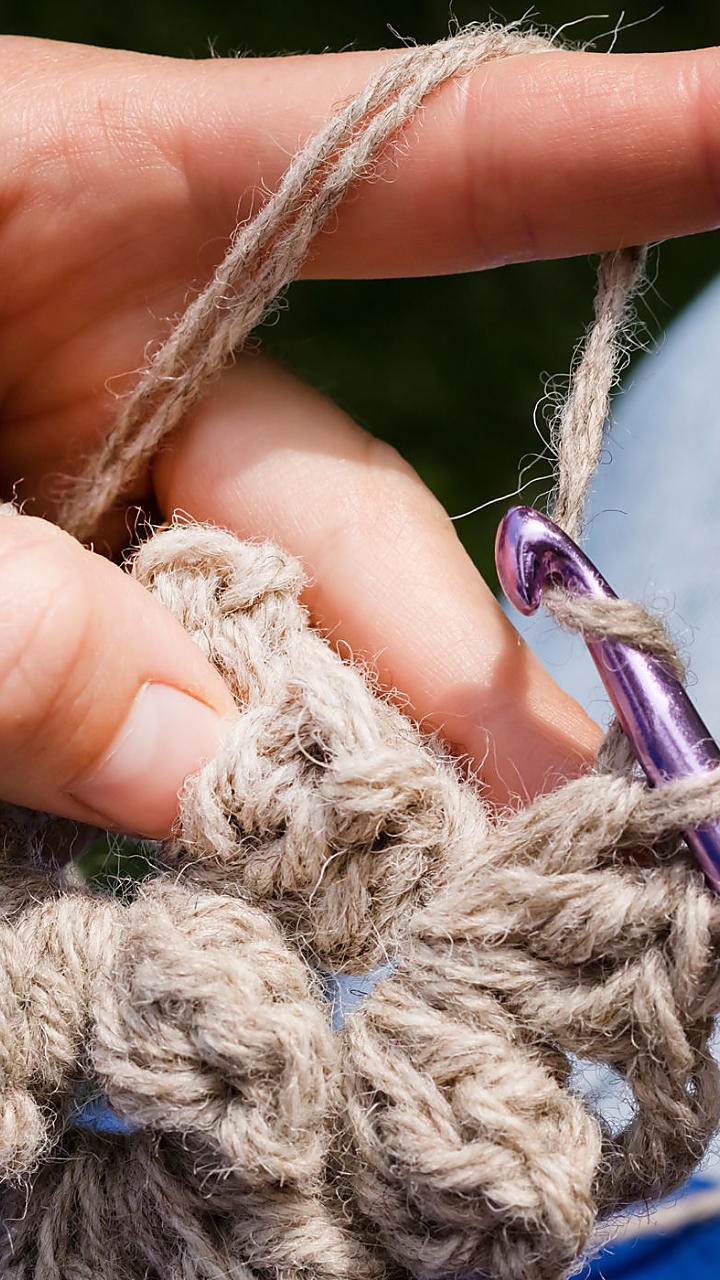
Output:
top-left (319, 963), bottom-right (395, 1030)
top-left (72, 1095), bottom-right (135, 1134)
top-left (566, 1178), bottom-right (720, 1277)
top-left (583, 1217), bottom-right (720, 1278)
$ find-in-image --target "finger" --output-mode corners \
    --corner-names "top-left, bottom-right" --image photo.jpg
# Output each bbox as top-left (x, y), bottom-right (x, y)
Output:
top-left (2, 37), bottom-right (718, 526)
top-left (177, 44), bottom-right (720, 276)
top-left (0, 510), bottom-right (234, 837)
top-left (5, 38), bottom-right (720, 288)
top-left (153, 356), bottom-right (602, 805)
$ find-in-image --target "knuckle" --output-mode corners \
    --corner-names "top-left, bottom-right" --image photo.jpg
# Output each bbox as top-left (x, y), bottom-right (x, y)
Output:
top-left (313, 427), bottom-right (456, 573)
top-left (355, 430), bottom-right (454, 532)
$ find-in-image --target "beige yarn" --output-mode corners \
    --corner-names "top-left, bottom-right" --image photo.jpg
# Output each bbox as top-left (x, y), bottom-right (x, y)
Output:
top-left (58, 20), bottom-right (556, 543)
top-left (1, 19), bottom-right (720, 1280)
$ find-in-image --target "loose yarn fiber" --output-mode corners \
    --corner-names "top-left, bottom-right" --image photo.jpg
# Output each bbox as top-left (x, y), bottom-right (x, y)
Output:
top-left (2, 20), bottom-right (720, 1280)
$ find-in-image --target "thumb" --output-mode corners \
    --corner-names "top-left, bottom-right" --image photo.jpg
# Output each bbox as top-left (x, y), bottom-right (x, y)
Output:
top-left (0, 511), bottom-right (234, 838)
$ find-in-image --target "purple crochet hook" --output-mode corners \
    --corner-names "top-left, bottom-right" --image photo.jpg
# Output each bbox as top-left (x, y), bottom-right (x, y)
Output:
top-left (495, 505), bottom-right (720, 893)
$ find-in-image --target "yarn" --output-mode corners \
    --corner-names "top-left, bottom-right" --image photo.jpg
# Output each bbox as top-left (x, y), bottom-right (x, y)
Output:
top-left (1, 19), bottom-right (719, 1280)
top-left (550, 246), bottom-right (647, 541)
top-left (57, 20), bottom-right (556, 543)
top-left (3, 528), bottom-right (720, 1279)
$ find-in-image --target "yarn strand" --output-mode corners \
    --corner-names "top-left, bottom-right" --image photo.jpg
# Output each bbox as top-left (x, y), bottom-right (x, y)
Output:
top-left (58, 22), bottom-right (555, 543)
top-left (550, 245), bottom-right (647, 541)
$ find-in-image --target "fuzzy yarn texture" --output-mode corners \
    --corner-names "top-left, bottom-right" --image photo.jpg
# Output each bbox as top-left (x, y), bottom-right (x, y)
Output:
top-left (2, 19), bottom-right (720, 1280)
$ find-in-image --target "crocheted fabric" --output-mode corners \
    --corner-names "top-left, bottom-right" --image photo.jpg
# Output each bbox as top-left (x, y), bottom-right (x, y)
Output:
top-left (1, 525), bottom-right (719, 1280)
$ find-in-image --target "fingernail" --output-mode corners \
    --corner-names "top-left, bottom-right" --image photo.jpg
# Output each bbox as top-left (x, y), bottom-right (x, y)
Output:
top-left (68, 682), bottom-right (227, 837)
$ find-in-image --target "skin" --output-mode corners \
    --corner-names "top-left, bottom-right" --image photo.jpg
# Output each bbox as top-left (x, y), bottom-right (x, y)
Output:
top-left (0, 35), bottom-right (719, 834)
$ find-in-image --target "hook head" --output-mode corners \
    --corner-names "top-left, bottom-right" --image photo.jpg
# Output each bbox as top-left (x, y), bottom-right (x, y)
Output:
top-left (495, 506), bottom-right (613, 612)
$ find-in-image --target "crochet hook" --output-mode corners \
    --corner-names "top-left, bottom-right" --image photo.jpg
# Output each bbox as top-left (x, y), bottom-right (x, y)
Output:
top-left (495, 504), bottom-right (720, 893)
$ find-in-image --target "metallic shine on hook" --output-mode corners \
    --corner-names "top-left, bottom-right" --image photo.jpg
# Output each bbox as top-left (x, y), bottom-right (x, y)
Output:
top-left (495, 505), bottom-right (720, 894)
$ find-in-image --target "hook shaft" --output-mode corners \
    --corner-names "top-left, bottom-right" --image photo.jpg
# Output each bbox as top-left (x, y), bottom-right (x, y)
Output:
top-left (495, 505), bottom-right (720, 892)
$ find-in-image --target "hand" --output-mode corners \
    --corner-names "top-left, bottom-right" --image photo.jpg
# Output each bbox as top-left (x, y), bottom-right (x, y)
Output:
top-left (0, 34), bottom-right (718, 837)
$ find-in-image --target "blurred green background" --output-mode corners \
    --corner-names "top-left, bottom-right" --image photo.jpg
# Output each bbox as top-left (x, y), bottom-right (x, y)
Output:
top-left (3, 1), bottom-right (719, 583)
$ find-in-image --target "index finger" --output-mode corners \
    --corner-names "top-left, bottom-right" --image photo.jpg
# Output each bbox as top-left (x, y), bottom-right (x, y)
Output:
top-left (185, 45), bottom-right (720, 277)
